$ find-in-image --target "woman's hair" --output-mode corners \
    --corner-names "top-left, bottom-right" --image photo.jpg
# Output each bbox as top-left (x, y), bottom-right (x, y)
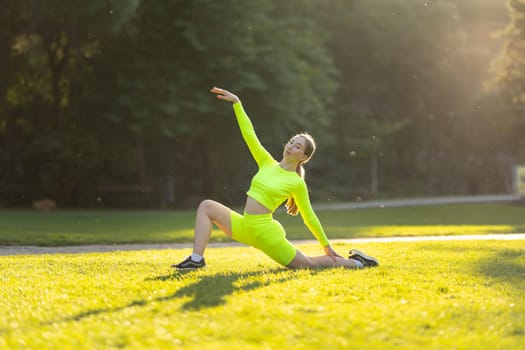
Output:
top-left (285, 132), bottom-right (316, 216)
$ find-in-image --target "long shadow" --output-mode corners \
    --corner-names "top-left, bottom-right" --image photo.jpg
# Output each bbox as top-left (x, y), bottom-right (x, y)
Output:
top-left (474, 248), bottom-right (525, 284)
top-left (39, 268), bottom-right (301, 327)
top-left (150, 268), bottom-right (296, 310)
top-left (420, 243), bottom-right (525, 287)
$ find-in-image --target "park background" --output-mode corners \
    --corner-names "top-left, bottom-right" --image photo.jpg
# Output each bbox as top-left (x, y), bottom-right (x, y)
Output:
top-left (1, 2), bottom-right (525, 349)
top-left (1, 0), bottom-right (524, 209)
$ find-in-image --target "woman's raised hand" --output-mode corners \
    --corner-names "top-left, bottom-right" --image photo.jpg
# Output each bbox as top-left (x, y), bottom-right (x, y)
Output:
top-left (210, 87), bottom-right (240, 103)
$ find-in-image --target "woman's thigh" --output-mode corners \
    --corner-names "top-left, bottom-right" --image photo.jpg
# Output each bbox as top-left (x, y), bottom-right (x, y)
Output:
top-left (201, 199), bottom-right (233, 237)
top-left (252, 220), bottom-right (297, 266)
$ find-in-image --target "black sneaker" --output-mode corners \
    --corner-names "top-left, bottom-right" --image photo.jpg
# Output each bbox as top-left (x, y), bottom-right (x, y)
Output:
top-left (348, 249), bottom-right (379, 267)
top-left (171, 256), bottom-right (206, 269)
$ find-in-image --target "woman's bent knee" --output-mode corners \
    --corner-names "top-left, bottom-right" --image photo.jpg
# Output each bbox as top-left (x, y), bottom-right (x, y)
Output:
top-left (197, 199), bottom-right (233, 237)
top-left (198, 199), bottom-right (214, 211)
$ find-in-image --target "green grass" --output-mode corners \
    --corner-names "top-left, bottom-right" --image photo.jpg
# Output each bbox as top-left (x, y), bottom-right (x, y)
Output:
top-left (1, 203), bottom-right (524, 246)
top-left (1, 240), bottom-right (524, 349)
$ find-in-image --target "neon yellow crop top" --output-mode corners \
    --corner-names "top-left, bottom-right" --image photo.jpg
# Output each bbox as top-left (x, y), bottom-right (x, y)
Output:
top-left (233, 102), bottom-right (330, 247)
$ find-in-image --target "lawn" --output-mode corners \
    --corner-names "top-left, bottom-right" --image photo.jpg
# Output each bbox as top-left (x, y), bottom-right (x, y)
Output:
top-left (1, 203), bottom-right (524, 246)
top-left (1, 240), bottom-right (524, 349)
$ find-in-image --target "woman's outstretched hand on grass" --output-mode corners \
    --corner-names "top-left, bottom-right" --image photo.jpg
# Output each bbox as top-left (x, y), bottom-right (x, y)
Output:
top-left (211, 86), bottom-right (240, 104)
top-left (324, 245), bottom-right (344, 262)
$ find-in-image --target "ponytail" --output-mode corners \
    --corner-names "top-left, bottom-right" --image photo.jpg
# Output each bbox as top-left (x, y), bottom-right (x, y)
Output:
top-left (285, 163), bottom-right (305, 216)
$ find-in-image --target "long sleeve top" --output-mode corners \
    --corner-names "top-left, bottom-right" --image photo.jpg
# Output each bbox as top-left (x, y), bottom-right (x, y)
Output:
top-left (233, 102), bottom-right (330, 247)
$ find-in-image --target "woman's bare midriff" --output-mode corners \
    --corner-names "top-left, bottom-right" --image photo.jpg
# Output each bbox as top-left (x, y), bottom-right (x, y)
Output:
top-left (244, 197), bottom-right (272, 215)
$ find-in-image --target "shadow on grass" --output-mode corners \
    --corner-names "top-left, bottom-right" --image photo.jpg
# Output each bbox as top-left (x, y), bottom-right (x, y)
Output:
top-left (419, 243), bottom-right (525, 287)
top-left (150, 268), bottom-right (295, 310)
top-left (40, 268), bottom-right (300, 327)
top-left (474, 248), bottom-right (525, 283)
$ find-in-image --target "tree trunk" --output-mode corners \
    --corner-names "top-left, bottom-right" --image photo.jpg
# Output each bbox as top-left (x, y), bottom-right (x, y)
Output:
top-left (136, 133), bottom-right (147, 184)
top-left (371, 151), bottom-right (378, 198)
top-left (43, 28), bottom-right (70, 127)
top-left (199, 136), bottom-right (215, 196)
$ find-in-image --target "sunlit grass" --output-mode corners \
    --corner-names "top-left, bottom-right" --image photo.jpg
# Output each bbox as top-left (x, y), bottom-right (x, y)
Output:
top-left (0, 210), bottom-right (198, 246)
top-left (0, 203), bottom-right (524, 246)
top-left (1, 240), bottom-right (523, 349)
top-left (323, 225), bottom-right (517, 237)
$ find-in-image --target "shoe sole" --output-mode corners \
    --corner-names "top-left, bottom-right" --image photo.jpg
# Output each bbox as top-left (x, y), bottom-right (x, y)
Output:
top-left (171, 265), bottom-right (206, 269)
top-left (349, 249), bottom-right (379, 267)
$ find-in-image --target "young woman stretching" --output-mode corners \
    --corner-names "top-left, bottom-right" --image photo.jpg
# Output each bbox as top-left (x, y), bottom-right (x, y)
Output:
top-left (172, 87), bottom-right (378, 270)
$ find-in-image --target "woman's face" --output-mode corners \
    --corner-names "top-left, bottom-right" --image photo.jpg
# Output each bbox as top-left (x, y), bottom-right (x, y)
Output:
top-left (283, 135), bottom-right (308, 162)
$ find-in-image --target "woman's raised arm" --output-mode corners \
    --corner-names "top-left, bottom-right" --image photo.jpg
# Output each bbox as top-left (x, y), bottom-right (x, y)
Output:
top-left (210, 86), bottom-right (273, 167)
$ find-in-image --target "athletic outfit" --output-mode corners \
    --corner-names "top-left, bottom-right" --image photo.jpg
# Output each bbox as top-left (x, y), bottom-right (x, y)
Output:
top-left (230, 102), bottom-right (330, 266)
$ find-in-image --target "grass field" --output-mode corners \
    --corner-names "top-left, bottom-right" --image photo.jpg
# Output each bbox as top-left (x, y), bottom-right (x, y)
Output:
top-left (1, 240), bottom-right (524, 349)
top-left (1, 203), bottom-right (524, 246)
top-left (1, 203), bottom-right (524, 349)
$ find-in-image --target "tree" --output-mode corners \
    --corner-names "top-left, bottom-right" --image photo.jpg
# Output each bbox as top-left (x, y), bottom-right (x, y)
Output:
top-left (103, 0), bottom-right (336, 206)
top-left (489, 0), bottom-right (525, 162)
top-left (0, 0), bottom-right (139, 205)
top-left (1, 0), bottom-right (514, 207)
top-left (321, 0), bottom-right (474, 198)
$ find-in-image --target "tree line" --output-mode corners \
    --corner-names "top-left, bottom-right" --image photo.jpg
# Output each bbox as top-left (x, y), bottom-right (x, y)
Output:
top-left (0, 0), bottom-right (523, 208)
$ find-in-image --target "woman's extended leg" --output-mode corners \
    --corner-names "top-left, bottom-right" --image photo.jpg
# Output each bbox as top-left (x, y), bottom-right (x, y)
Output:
top-left (192, 199), bottom-right (233, 255)
top-left (287, 249), bottom-right (360, 269)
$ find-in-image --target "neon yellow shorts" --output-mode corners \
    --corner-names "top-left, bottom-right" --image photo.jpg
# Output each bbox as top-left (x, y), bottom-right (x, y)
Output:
top-left (230, 211), bottom-right (297, 266)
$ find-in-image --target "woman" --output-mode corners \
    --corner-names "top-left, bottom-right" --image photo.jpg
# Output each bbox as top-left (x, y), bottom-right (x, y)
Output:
top-left (172, 87), bottom-right (378, 270)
